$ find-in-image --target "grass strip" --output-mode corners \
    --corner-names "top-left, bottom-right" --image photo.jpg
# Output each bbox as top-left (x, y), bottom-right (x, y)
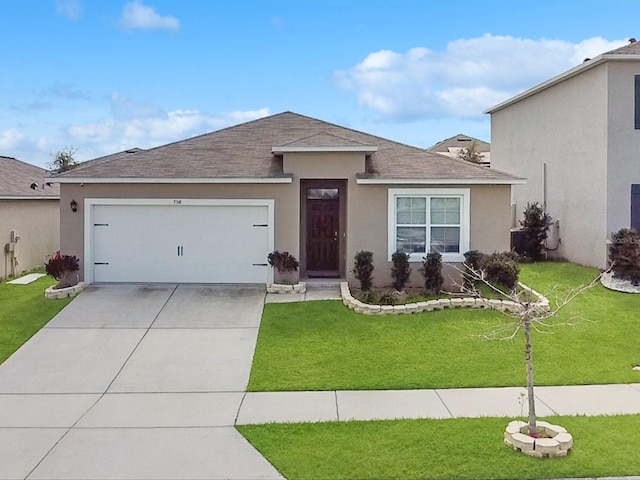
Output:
top-left (0, 273), bottom-right (73, 364)
top-left (239, 414), bottom-right (640, 479)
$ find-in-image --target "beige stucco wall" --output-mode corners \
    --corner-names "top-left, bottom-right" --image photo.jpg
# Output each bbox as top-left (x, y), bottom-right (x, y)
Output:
top-left (606, 62), bottom-right (640, 239)
top-left (60, 151), bottom-right (512, 286)
top-left (491, 62), bottom-right (609, 268)
top-left (0, 199), bottom-right (59, 280)
top-left (60, 183), bottom-right (298, 282)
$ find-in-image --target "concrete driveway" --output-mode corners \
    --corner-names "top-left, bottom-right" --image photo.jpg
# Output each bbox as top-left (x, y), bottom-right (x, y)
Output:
top-left (0, 284), bottom-right (283, 480)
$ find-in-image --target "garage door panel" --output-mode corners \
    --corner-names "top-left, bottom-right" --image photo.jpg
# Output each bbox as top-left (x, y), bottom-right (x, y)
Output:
top-left (91, 203), bottom-right (271, 284)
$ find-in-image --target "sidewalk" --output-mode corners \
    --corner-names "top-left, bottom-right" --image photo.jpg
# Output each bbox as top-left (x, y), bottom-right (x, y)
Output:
top-left (237, 383), bottom-right (640, 425)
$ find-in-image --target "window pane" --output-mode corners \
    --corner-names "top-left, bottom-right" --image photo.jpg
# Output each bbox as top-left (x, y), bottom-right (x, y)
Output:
top-left (431, 227), bottom-right (460, 253)
top-left (397, 197), bottom-right (426, 224)
top-left (397, 227), bottom-right (426, 253)
top-left (307, 188), bottom-right (338, 200)
top-left (431, 197), bottom-right (460, 225)
top-left (397, 197), bottom-right (412, 224)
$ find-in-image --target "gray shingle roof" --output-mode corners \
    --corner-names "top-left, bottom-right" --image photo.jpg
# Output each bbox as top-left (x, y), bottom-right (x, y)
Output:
top-left (0, 156), bottom-right (59, 198)
top-left (426, 134), bottom-right (490, 154)
top-left (605, 39), bottom-right (640, 55)
top-left (54, 112), bottom-right (521, 183)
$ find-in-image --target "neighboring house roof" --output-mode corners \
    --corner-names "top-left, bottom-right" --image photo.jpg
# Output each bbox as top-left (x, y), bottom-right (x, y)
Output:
top-left (0, 156), bottom-right (59, 199)
top-left (426, 134), bottom-right (490, 165)
top-left (52, 112), bottom-right (522, 184)
top-left (486, 39), bottom-right (640, 114)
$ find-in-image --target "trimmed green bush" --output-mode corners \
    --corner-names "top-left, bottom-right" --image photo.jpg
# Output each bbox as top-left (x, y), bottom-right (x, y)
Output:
top-left (420, 252), bottom-right (443, 295)
top-left (354, 250), bottom-right (374, 291)
top-left (519, 202), bottom-right (550, 261)
top-left (391, 250), bottom-right (411, 291)
top-left (480, 252), bottom-right (520, 290)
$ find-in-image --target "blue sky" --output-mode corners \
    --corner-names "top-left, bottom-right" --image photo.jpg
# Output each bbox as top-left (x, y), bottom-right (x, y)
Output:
top-left (1, 0), bottom-right (637, 168)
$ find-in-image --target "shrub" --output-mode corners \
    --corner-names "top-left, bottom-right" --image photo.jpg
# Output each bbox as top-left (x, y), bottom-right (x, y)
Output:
top-left (463, 250), bottom-right (484, 289)
top-left (420, 252), bottom-right (443, 295)
top-left (609, 228), bottom-right (640, 285)
top-left (391, 250), bottom-right (411, 291)
top-left (45, 254), bottom-right (79, 288)
top-left (479, 252), bottom-right (520, 290)
top-left (519, 202), bottom-right (550, 261)
top-left (267, 250), bottom-right (299, 273)
top-left (354, 250), bottom-right (374, 291)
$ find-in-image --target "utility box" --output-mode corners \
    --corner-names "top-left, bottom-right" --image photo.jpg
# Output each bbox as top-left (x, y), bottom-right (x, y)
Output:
top-left (510, 229), bottom-right (527, 255)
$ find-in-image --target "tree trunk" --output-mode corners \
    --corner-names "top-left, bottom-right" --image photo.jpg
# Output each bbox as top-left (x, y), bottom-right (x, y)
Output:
top-left (524, 314), bottom-right (537, 435)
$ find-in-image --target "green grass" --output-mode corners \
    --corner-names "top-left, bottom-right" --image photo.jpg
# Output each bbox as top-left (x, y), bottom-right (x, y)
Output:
top-left (238, 414), bottom-right (640, 480)
top-left (0, 273), bottom-right (73, 364)
top-left (247, 262), bottom-right (640, 391)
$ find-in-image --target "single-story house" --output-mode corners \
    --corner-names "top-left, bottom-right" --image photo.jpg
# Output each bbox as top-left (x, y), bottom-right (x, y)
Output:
top-left (51, 112), bottom-right (523, 287)
top-left (487, 39), bottom-right (640, 269)
top-left (0, 156), bottom-right (60, 280)
top-left (427, 134), bottom-right (491, 167)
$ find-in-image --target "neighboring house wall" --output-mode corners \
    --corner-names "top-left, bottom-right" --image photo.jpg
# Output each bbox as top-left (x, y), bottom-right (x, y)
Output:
top-left (606, 62), bottom-right (640, 239)
top-left (491, 62), bottom-right (609, 268)
top-left (0, 199), bottom-right (59, 279)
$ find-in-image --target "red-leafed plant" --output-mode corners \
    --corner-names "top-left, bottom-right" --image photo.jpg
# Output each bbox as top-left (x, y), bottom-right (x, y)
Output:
top-left (45, 253), bottom-right (79, 289)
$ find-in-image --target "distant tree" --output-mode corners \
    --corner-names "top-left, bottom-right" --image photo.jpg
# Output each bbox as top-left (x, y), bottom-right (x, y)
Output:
top-left (457, 140), bottom-right (484, 164)
top-left (48, 147), bottom-right (79, 172)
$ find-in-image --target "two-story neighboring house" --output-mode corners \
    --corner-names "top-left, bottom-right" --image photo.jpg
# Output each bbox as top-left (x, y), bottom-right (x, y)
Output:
top-left (487, 39), bottom-right (640, 269)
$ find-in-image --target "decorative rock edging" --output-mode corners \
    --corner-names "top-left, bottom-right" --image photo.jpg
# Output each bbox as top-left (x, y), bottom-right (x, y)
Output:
top-left (45, 282), bottom-right (86, 299)
top-left (340, 282), bottom-right (550, 316)
top-left (267, 282), bottom-right (307, 294)
top-left (601, 270), bottom-right (640, 294)
top-left (504, 420), bottom-right (573, 458)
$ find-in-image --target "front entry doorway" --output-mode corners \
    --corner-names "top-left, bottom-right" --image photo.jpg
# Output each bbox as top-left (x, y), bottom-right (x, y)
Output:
top-left (302, 180), bottom-right (346, 278)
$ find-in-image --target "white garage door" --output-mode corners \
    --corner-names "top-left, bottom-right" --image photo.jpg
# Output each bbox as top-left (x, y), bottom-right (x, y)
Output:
top-left (90, 202), bottom-right (271, 283)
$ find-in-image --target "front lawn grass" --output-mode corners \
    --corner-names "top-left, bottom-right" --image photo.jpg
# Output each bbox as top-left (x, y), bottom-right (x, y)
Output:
top-left (238, 414), bottom-right (640, 480)
top-left (248, 262), bottom-right (640, 391)
top-left (0, 273), bottom-right (73, 364)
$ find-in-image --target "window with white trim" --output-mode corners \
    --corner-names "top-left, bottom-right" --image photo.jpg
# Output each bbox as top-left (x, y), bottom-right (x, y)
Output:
top-left (388, 188), bottom-right (470, 262)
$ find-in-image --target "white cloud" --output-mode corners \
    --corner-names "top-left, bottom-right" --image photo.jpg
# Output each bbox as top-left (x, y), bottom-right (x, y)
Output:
top-left (56, 0), bottom-right (82, 19)
top-left (67, 107), bottom-right (270, 152)
top-left (120, 0), bottom-right (180, 31)
top-left (0, 129), bottom-right (26, 149)
top-left (334, 35), bottom-right (627, 120)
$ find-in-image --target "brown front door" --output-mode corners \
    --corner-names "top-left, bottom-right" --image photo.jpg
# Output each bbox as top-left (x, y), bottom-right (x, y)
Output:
top-left (306, 187), bottom-right (340, 276)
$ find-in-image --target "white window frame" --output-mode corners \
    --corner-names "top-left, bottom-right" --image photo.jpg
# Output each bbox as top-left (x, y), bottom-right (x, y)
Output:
top-left (387, 188), bottom-right (470, 263)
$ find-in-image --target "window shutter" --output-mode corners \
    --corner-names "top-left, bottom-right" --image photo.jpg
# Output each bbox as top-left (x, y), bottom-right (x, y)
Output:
top-left (632, 184), bottom-right (640, 230)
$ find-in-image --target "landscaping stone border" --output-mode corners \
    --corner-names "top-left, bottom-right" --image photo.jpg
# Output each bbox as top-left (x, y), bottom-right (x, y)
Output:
top-left (267, 282), bottom-right (307, 294)
top-left (340, 282), bottom-right (549, 315)
top-left (45, 282), bottom-right (86, 299)
top-left (601, 270), bottom-right (640, 294)
top-left (504, 420), bottom-right (573, 458)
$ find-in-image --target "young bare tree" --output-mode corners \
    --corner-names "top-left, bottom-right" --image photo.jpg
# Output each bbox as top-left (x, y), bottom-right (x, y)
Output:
top-left (457, 140), bottom-right (484, 164)
top-left (461, 265), bottom-right (603, 435)
top-left (48, 146), bottom-right (79, 172)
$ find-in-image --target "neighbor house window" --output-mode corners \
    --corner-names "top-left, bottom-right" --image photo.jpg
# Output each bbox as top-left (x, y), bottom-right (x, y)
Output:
top-left (635, 76), bottom-right (640, 129)
top-left (388, 188), bottom-right (470, 262)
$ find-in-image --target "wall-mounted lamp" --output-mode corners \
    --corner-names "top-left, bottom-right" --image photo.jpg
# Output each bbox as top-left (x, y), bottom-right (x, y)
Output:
top-left (70, 199), bottom-right (78, 212)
